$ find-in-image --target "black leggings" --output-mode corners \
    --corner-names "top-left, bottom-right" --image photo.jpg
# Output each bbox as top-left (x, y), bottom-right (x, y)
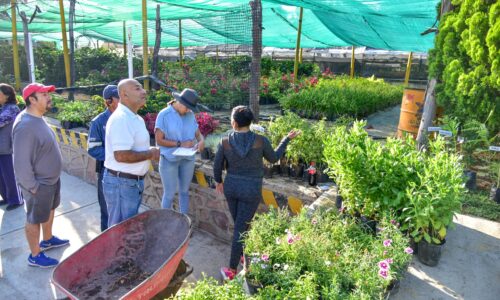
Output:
top-left (223, 175), bottom-right (262, 269)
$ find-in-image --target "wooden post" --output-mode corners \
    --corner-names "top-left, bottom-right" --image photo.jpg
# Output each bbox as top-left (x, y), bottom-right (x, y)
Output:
top-left (179, 20), bottom-right (183, 66)
top-left (11, 0), bottom-right (21, 90)
top-left (293, 7), bottom-right (303, 84)
top-left (151, 4), bottom-right (161, 89)
top-left (249, 0), bottom-right (262, 122)
top-left (58, 0), bottom-right (71, 87)
top-left (123, 21), bottom-right (127, 59)
top-left (350, 46), bottom-right (355, 78)
top-left (142, 0), bottom-right (149, 91)
top-left (404, 52), bottom-right (413, 86)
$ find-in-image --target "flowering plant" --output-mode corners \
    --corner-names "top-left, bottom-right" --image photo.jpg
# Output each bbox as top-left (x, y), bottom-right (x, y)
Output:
top-left (243, 209), bottom-right (412, 298)
top-left (195, 112), bottom-right (219, 137)
top-left (142, 112), bottom-right (158, 136)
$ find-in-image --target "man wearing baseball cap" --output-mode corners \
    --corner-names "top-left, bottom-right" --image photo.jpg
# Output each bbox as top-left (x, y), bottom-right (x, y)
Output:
top-left (87, 85), bottom-right (119, 232)
top-left (12, 83), bottom-right (69, 268)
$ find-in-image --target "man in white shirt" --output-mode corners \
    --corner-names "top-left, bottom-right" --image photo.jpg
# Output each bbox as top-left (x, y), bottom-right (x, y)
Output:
top-left (102, 79), bottom-right (160, 226)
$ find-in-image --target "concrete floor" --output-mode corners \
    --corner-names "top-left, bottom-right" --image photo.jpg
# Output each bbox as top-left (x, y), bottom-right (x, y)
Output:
top-left (0, 172), bottom-right (230, 300)
top-left (1, 172), bottom-right (499, 300)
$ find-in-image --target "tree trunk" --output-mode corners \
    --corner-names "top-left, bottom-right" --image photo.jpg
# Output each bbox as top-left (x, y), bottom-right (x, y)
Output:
top-left (19, 11), bottom-right (31, 82)
top-left (151, 4), bottom-right (162, 90)
top-left (249, 0), bottom-right (262, 123)
top-left (416, 79), bottom-right (437, 148)
top-left (415, 0), bottom-right (452, 149)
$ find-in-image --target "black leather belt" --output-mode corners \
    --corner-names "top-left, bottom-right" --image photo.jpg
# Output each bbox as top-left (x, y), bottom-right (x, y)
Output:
top-left (107, 169), bottom-right (145, 180)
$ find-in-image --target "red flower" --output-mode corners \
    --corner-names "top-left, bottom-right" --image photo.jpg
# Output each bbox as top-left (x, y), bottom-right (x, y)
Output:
top-left (195, 112), bottom-right (219, 137)
top-left (211, 88), bottom-right (217, 95)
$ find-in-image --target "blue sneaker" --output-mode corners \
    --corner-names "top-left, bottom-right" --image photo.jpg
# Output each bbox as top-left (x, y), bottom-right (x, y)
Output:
top-left (39, 236), bottom-right (70, 251)
top-left (28, 252), bottom-right (59, 268)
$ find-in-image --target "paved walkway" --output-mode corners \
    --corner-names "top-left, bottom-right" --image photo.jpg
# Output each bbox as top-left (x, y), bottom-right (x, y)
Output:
top-left (0, 172), bottom-right (229, 300)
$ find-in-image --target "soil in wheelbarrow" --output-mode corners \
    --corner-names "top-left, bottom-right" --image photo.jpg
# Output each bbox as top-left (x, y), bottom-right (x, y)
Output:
top-left (68, 222), bottom-right (159, 299)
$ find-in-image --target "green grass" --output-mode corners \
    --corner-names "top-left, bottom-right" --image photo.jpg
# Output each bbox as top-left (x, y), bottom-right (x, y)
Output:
top-left (461, 190), bottom-right (500, 222)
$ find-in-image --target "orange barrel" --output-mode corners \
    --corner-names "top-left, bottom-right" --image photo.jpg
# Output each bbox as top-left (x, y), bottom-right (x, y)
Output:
top-left (397, 88), bottom-right (426, 139)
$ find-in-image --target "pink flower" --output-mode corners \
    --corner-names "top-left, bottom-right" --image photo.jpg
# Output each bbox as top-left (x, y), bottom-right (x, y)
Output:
top-left (311, 218), bottom-right (318, 225)
top-left (261, 254), bottom-right (269, 262)
top-left (390, 219), bottom-right (397, 225)
top-left (383, 239), bottom-right (392, 247)
top-left (383, 250), bottom-right (388, 256)
top-left (385, 258), bottom-right (393, 264)
top-left (378, 260), bottom-right (390, 270)
top-left (405, 247), bottom-right (414, 254)
top-left (287, 237), bottom-right (294, 244)
top-left (378, 269), bottom-right (389, 279)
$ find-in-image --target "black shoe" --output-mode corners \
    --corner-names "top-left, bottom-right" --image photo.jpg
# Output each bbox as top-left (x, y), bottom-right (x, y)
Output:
top-left (6, 203), bottom-right (23, 211)
top-left (0, 200), bottom-right (7, 206)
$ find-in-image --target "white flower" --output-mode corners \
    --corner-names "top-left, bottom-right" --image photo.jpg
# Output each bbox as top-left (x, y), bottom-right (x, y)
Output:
top-left (283, 264), bottom-right (289, 271)
top-left (325, 260), bottom-right (331, 266)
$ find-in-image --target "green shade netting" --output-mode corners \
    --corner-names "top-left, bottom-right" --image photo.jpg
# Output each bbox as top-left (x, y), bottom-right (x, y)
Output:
top-left (0, 0), bottom-right (439, 52)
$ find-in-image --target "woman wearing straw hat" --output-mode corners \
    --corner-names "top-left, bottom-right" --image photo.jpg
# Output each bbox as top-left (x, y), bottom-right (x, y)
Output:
top-left (154, 88), bottom-right (204, 214)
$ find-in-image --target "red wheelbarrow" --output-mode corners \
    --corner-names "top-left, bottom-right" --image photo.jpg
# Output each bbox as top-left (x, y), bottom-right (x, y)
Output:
top-left (52, 209), bottom-right (191, 300)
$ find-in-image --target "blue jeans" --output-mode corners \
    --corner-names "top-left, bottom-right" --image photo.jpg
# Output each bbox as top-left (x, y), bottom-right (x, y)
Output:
top-left (159, 156), bottom-right (195, 214)
top-left (102, 170), bottom-right (144, 227)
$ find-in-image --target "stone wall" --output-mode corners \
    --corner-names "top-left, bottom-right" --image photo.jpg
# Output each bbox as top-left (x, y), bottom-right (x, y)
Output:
top-left (52, 126), bottom-right (325, 242)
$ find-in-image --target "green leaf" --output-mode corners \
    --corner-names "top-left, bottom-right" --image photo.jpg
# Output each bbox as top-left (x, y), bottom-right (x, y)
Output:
top-left (424, 232), bottom-right (431, 243)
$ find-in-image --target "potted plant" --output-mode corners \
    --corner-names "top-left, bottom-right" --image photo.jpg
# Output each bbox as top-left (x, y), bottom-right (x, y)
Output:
top-left (459, 119), bottom-right (490, 191)
top-left (402, 138), bottom-right (464, 266)
top-left (490, 161), bottom-right (500, 204)
top-left (195, 112), bottom-right (219, 138)
top-left (200, 133), bottom-right (221, 160)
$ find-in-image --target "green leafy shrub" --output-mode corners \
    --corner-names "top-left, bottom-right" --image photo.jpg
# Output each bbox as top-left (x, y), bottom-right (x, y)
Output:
top-left (171, 276), bottom-right (248, 300)
top-left (56, 96), bottom-right (105, 125)
top-left (428, 0), bottom-right (499, 133)
top-left (323, 121), bottom-right (464, 243)
top-left (279, 76), bottom-right (403, 120)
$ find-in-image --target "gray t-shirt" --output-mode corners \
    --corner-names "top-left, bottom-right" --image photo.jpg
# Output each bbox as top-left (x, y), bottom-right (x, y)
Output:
top-left (12, 110), bottom-right (62, 192)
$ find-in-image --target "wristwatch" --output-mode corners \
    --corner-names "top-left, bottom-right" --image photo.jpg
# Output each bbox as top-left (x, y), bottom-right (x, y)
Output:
top-left (177, 140), bottom-right (181, 147)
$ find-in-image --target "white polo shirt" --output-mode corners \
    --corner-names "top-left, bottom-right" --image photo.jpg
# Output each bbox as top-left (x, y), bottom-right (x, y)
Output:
top-left (104, 103), bottom-right (151, 176)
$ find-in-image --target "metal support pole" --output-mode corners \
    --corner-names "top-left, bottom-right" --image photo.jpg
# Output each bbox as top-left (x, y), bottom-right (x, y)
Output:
top-left (179, 20), bottom-right (183, 66)
top-left (293, 7), bottom-right (303, 84)
top-left (404, 52), bottom-right (413, 86)
top-left (299, 48), bottom-right (303, 63)
top-left (11, 0), bottom-right (21, 90)
top-left (58, 0), bottom-right (71, 87)
top-left (127, 27), bottom-right (133, 79)
top-left (142, 0), bottom-right (149, 91)
top-left (350, 46), bottom-right (355, 78)
top-left (28, 33), bottom-right (35, 82)
top-left (123, 21), bottom-right (127, 59)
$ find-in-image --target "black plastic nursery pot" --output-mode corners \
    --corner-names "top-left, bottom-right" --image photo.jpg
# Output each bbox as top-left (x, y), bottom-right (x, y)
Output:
top-left (360, 215), bottom-right (377, 234)
top-left (490, 186), bottom-right (500, 204)
top-left (464, 170), bottom-right (477, 191)
top-left (417, 238), bottom-right (446, 267)
top-left (335, 195), bottom-right (343, 209)
top-left (200, 148), bottom-right (211, 160)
